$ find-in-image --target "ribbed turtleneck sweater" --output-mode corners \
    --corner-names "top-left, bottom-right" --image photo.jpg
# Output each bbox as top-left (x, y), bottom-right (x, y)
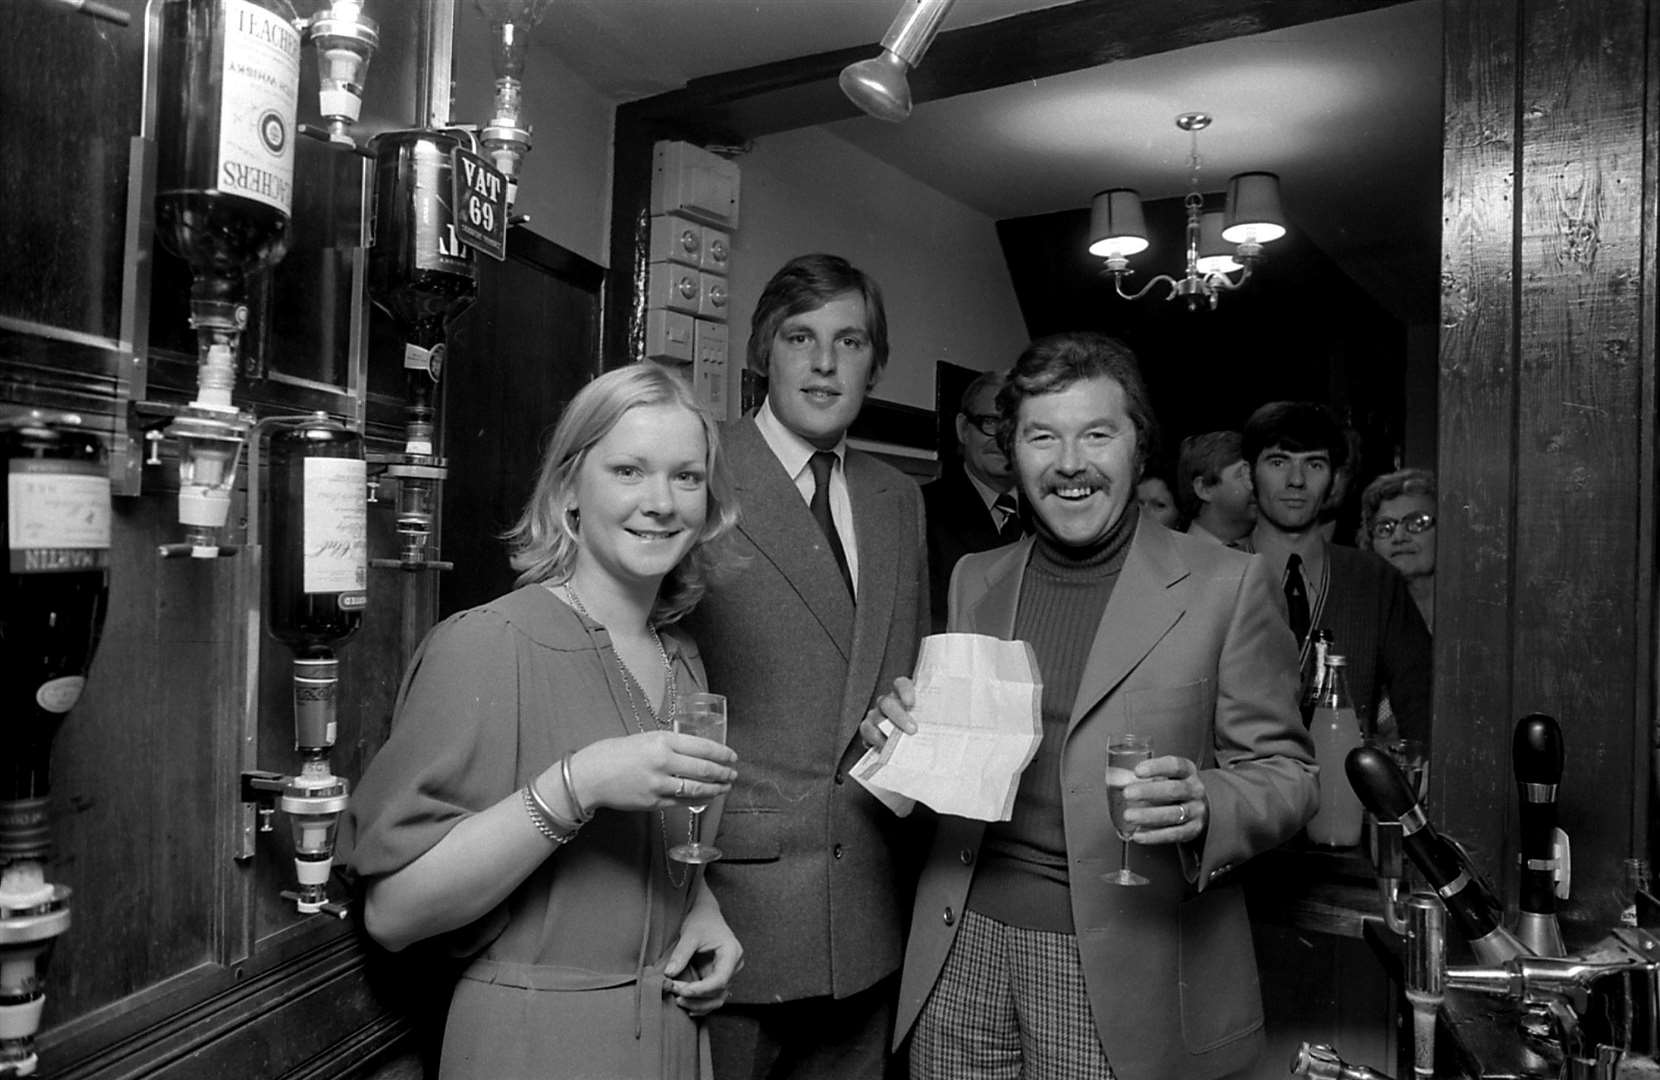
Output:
top-left (966, 503), bottom-right (1141, 933)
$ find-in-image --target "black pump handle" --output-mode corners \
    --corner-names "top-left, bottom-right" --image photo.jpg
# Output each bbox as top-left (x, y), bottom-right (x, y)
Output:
top-left (1513, 712), bottom-right (1563, 786)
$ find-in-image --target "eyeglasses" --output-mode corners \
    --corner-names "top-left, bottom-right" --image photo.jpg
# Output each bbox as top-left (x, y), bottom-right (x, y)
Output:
top-left (1370, 511), bottom-right (1435, 540)
top-left (962, 413), bottom-right (1000, 437)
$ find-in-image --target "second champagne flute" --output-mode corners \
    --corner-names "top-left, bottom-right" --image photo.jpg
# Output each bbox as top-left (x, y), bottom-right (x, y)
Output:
top-left (1104, 732), bottom-right (1154, 886)
top-left (669, 691), bottom-right (727, 865)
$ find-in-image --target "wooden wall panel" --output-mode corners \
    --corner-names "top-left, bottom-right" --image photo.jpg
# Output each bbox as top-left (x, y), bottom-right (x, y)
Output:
top-left (1434, 0), bottom-right (1521, 894)
top-left (1512, 0), bottom-right (1650, 925)
top-left (1439, 0), bottom-right (1657, 932)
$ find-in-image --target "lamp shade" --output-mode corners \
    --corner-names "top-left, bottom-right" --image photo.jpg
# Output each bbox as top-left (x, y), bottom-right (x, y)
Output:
top-left (1221, 172), bottom-right (1287, 245)
top-left (1195, 210), bottom-right (1242, 274)
top-left (1088, 189), bottom-right (1150, 259)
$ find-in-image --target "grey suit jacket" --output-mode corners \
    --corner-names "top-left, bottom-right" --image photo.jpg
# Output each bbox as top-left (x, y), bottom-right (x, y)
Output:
top-left (894, 522), bottom-right (1318, 1080)
top-left (682, 417), bottom-right (929, 1004)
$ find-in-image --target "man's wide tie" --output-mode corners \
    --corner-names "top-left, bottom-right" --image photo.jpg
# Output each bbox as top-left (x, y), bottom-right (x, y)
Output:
top-left (992, 491), bottom-right (1021, 541)
top-left (1284, 552), bottom-right (1310, 645)
top-left (809, 451), bottom-right (854, 595)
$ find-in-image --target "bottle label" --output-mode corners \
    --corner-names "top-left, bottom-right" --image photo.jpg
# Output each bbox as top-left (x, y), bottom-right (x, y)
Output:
top-left (302, 457), bottom-right (368, 594)
top-left (36, 675), bottom-right (87, 714)
top-left (7, 460), bottom-right (112, 572)
top-left (403, 341), bottom-right (444, 382)
top-left (412, 140), bottom-right (471, 276)
top-left (217, 0), bottom-right (301, 216)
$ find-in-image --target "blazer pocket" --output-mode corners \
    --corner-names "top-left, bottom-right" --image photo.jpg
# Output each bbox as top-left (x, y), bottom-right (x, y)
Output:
top-left (713, 807), bottom-right (783, 863)
top-left (1176, 884), bottom-right (1263, 1053)
top-left (1123, 680), bottom-right (1212, 760)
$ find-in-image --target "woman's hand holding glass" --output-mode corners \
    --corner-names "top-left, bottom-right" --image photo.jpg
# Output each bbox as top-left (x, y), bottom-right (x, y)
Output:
top-left (565, 729), bottom-right (737, 815)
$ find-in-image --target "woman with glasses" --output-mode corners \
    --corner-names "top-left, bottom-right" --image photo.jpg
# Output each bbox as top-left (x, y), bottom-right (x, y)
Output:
top-left (1360, 468), bottom-right (1437, 630)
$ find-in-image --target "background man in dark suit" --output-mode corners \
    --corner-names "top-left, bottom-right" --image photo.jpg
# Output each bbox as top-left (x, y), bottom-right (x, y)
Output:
top-left (922, 368), bottom-right (1022, 631)
top-left (682, 254), bottom-right (929, 1080)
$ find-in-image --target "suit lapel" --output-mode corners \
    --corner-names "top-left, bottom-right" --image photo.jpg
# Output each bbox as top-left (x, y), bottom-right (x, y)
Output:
top-left (726, 420), bottom-right (855, 655)
top-left (839, 452), bottom-right (901, 744)
top-left (1068, 523), bottom-right (1190, 735)
top-left (961, 538), bottom-right (1034, 638)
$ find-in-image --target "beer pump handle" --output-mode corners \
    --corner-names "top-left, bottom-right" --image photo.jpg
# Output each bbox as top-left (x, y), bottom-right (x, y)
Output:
top-left (1345, 747), bottom-right (1528, 964)
top-left (1512, 713), bottom-right (1567, 955)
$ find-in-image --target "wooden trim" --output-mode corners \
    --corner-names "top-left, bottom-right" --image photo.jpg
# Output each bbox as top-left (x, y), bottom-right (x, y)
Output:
top-left (1637, 0), bottom-right (1660, 865)
top-left (40, 933), bottom-right (383, 1080)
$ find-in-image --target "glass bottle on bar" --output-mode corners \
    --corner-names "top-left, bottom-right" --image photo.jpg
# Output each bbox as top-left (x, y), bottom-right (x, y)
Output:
top-left (1, 413), bottom-right (111, 832)
top-left (265, 415), bottom-right (367, 658)
top-left (1300, 627), bottom-right (1333, 727)
top-left (1307, 653), bottom-right (1364, 847)
top-left (367, 127), bottom-right (479, 566)
top-left (154, 0), bottom-right (302, 364)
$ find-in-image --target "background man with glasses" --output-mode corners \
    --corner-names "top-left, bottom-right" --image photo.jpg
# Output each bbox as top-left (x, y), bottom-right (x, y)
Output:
top-left (1239, 401), bottom-right (1433, 743)
top-left (922, 368), bottom-right (1027, 631)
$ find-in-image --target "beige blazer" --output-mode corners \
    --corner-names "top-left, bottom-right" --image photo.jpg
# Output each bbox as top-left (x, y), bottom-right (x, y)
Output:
top-left (894, 522), bottom-right (1318, 1080)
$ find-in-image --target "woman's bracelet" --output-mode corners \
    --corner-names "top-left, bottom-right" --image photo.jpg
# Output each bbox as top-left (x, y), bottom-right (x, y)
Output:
top-left (522, 783), bottom-right (578, 846)
top-left (560, 753), bottom-right (594, 822)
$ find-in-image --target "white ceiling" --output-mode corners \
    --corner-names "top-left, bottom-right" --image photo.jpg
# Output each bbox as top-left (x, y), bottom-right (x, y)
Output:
top-left (535, 0), bottom-right (1445, 320)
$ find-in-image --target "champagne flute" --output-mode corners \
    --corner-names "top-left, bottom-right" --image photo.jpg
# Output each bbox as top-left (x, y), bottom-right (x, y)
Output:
top-left (1104, 732), bottom-right (1154, 886)
top-left (669, 691), bottom-right (727, 864)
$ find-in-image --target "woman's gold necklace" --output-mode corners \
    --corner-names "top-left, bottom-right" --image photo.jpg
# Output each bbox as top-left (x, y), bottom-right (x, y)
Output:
top-left (559, 583), bottom-right (690, 887)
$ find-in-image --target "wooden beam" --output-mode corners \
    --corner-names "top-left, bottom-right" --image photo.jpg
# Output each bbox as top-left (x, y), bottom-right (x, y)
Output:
top-left (627, 0), bottom-right (1420, 139)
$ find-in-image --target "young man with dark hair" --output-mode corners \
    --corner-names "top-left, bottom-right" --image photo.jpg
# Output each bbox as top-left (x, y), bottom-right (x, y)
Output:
top-left (1241, 401), bottom-right (1433, 742)
top-left (683, 253), bottom-right (929, 1080)
top-left (1177, 430), bottom-right (1255, 545)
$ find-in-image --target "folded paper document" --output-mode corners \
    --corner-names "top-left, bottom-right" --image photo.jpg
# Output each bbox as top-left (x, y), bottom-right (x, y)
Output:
top-left (852, 632), bottom-right (1044, 821)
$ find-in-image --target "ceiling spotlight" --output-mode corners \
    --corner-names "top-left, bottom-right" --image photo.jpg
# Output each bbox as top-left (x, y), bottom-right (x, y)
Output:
top-left (839, 0), bottom-right (957, 123)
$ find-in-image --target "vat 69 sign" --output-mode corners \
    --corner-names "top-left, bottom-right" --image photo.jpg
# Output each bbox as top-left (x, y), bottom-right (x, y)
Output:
top-left (452, 148), bottom-right (509, 261)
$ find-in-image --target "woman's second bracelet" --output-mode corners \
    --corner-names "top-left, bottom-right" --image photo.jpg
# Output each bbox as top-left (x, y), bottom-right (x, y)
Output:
top-left (523, 781), bottom-right (580, 846)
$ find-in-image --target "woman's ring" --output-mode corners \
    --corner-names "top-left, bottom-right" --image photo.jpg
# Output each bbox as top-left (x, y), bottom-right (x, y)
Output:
top-left (675, 777), bottom-right (687, 798)
top-left (1175, 803), bottom-right (1188, 825)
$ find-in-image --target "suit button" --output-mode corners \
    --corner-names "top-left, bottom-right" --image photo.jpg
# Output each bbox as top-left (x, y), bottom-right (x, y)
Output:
top-left (959, 849), bottom-right (974, 865)
top-left (942, 907), bottom-right (955, 926)
top-left (834, 772), bottom-right (845, 785)
top-left (833, 843), bottom-right (844, 859)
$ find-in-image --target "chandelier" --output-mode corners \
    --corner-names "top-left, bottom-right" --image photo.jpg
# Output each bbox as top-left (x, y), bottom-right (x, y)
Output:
top-left (1089, 113), bottom-right (1286, 310)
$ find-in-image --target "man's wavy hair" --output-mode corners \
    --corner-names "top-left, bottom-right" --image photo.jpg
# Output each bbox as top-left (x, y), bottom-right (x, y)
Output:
top-left (994, 331), bottom-right (1158, 475)
top-left (503, 364), bottom-right (740, 627)
top-left (745, 253), bottom-right (890, 379)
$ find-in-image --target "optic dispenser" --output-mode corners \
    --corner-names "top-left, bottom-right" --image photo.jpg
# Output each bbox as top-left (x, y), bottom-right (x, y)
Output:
top-left (149, 0), bottom-right (303, 556)
top-left (365, 127), bottom-right (485, 572)
top-left (0, 412), bottom-right (111, 1077)
top-left (241, 414), bottom-right (367, 915)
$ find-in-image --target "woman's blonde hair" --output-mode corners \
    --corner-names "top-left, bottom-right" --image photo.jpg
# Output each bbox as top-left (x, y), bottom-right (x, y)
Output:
top-left (504, 364), bottom-right (740, 625)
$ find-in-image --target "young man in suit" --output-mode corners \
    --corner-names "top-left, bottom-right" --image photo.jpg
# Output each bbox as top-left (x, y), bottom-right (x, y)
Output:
top-left (1240, 401), bottom-right (1433, 742)
top-left (921, 368), bottom-right (1023, 631)
top-left (868, 332), bottom-right (1317, 1080)
top-left (682, 254), bottom-right (929, 1080)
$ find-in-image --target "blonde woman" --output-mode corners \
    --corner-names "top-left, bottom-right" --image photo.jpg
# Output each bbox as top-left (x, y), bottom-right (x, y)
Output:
top-left (349, 364), bottom-right (744, 1079)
